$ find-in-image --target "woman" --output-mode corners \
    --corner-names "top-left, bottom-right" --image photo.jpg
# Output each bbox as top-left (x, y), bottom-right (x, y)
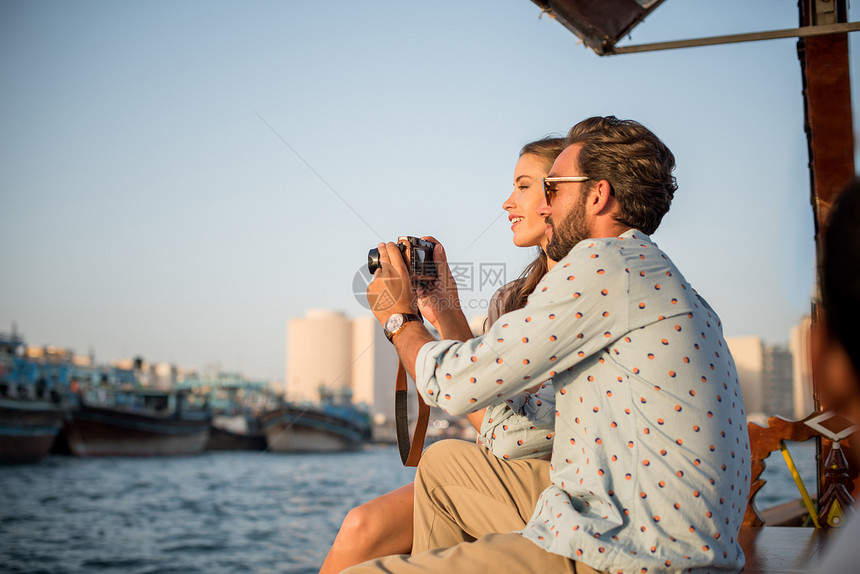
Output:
top-left (319, 136), bottom-right (568, 573)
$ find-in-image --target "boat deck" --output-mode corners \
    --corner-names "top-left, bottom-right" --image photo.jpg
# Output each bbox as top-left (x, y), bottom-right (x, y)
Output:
top-left (739, 526), bottom-right (829, 573)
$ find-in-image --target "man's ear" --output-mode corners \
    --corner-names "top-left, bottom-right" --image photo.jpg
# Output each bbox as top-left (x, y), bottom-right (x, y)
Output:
top-left (591, 180), bottom-right (614, 214)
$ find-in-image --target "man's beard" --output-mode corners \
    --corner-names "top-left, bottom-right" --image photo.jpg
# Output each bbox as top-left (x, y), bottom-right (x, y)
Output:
top-left (545, 191), bottom-right (591, 261)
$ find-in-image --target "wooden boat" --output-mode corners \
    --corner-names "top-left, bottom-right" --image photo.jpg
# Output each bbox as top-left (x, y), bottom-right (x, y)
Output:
top-left (260, 402), bottom-right (371, 453)
top-left (64, 388), bottom-right (211, 456)
top-left (0, 394), bottom-right (66, 464)
top-left (0, 332), bottom-right (69, 464)
top-left (207, 413), bottom-right (267, 451)
top-left (176, 372), bottom-right (278, 451)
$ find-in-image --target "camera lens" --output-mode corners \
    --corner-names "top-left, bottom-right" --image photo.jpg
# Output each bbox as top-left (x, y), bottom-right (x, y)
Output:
top-left (367, 248), bottom-right (381, 275)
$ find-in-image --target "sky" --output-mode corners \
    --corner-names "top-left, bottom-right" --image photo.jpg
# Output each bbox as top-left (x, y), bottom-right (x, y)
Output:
top-left (1, 0), bottom-right (858, 383)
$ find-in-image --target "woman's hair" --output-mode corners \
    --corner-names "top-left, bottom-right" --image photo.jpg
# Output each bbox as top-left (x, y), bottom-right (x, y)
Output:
top-left (503, 136), bottom-right (568, 314)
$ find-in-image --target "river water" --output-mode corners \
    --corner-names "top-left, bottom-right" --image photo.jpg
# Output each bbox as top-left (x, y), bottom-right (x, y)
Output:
top-left (0, 442), bottom-right (815, 574)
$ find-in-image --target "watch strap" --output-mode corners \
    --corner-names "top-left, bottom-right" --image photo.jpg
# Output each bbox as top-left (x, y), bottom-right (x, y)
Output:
top-left (385, 313), bottom-right (423, 342)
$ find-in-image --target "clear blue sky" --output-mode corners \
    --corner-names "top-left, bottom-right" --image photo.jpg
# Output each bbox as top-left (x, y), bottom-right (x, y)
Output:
top-left (1, 0), bottom-right (858, 382)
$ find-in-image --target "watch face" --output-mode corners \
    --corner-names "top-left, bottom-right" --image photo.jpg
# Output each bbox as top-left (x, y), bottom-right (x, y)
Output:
top-left (386, 315), bottom-right (405, 332)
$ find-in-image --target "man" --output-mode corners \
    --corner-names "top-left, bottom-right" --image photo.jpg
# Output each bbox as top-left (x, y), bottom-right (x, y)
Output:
top-left (353, 116), bottom-right (750, 573)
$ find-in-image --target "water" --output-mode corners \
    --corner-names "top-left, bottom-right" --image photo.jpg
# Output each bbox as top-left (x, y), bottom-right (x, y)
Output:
top-left (0, 446), bottom-right (416, 574)
top-left (0, 441), bottom-right (817, 574)
top-left (755, 439), bottom-right (819, 511)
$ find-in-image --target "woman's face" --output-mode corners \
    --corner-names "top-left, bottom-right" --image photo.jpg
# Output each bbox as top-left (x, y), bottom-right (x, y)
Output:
top-left (503, 153), bottom-right (553, 249)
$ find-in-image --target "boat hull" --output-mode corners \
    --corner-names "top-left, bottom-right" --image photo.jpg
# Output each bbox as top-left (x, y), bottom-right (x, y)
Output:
top-left (0, 397), bottom-right (65, 464)
top-left (261, 405), bottom-right (369, 453)
top-left (65, 404), bottom-right (210, 457)
top-left (206, 425), bottom-right (267, 451)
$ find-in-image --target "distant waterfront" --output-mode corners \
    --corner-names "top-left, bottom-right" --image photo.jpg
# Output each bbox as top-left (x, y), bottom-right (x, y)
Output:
top-left (0, 442), bottom-right (815, 573)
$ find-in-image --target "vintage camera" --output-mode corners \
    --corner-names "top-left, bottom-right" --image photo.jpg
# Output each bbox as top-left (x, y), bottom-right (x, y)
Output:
top-left (367, 236), bottom-right (437, 283)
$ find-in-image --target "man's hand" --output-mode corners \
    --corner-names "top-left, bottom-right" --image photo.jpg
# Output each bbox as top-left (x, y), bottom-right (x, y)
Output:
top-left (367, 242), bottom-right (419, 325)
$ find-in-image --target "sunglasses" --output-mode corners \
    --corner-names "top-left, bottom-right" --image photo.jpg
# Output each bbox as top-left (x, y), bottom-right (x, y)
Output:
top-left (542, 176), bottom-right (590, 206)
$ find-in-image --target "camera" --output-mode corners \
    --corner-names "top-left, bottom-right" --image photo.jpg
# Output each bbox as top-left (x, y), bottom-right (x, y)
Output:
top-left (368, 236), bottom-right (437, 283)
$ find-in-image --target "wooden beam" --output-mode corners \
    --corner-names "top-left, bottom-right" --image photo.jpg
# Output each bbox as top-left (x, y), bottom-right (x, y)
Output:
top-left (608, 22), bottom-right (860, 55)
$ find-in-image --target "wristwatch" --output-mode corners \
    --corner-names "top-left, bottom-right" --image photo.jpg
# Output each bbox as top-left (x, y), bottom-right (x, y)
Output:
top-left (383, 313), bottom-right (423, 342)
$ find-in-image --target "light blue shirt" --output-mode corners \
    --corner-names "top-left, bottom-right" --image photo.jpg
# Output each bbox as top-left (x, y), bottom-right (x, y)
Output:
top-left (479, 282), bottom-right (555, 460)
top-left (416, 230), bottom-right (750, 573)
top-left (479, 381), bottom-right (555, 460)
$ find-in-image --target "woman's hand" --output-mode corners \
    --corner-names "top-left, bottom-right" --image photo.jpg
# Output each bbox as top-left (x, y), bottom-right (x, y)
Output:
top-left (416, 236), bottom-right (473, 341)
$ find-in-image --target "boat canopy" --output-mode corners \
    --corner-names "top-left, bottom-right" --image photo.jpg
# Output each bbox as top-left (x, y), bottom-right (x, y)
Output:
top-left (529, 0), bottom-right (665, 55)
top-left (531, 0), bottom-right (859, 55)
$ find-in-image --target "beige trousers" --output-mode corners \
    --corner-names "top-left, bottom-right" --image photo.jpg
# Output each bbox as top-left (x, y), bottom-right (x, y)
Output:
top-left (343, 440), bottom-right (601, 574)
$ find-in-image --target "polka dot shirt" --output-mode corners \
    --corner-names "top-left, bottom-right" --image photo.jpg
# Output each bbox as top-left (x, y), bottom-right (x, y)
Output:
top-left (479, 380), bottom-right (555, 460)
top-left (479, 282), bottom-right (556, 461)
top-left (415, 230), bottom-right (750, 573)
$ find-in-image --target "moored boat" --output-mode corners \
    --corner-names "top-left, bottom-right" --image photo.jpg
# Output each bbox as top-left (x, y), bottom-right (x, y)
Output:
top-left (177, 372), bottom-right (278, 451)
top-left (64, 389), bottom-right (211, 456)
top-left (207, 413), bottom-right (267, 451)
top-left (260, 402), bottom-right (371, 453)
top-left (0, 332), bottom-right (69, 464)
top-left (0, 394), bottom-right (66, 464)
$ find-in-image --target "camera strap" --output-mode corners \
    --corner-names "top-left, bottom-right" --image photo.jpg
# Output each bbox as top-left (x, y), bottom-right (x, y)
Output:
top-left (394, 360), bottom-right (430, 466)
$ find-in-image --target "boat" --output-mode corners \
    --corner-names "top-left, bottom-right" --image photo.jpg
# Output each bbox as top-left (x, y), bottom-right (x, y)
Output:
top-left (64, 388), bottom-right (211, 457)
top-left (0, 394), bottom-right (67, 464)
top-left (260, 397), bottom-right (372, 453)
top-left (0, 332), bottom-right (69, 464)
top-left (207, 413), bottom-right (267, 451)
top-left (176, 372), bottom-right (278, 451)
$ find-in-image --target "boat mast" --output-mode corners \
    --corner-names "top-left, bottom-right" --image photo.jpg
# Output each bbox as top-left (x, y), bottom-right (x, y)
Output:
top-left (800, 0), bottom-right (855, 240)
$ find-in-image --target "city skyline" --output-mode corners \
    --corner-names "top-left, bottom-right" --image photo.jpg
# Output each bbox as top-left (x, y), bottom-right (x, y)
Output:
top-left (2, 1), bottom-right (858, 381)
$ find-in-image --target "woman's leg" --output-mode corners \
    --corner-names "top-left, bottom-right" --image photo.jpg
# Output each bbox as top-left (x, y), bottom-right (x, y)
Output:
top-left (319, 482), bottom-right (415, 574)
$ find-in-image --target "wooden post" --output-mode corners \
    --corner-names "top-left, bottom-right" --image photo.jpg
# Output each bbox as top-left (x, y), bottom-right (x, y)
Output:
top-left (818, 440), bottom-right (855, 526)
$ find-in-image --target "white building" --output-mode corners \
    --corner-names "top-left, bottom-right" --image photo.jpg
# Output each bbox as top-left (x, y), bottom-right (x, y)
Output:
top-left (350, 315), bottom-right (399, 421)
top-left (726, 336), bottom-right (795, 418)
top-left (789, 315), bottom-right (815, 418)
top-left (285, 309), bottom-right (354, 403)
top-left (285, 310), bottom-right (427, 441)
top-left (727, 336), bottom-right (765, 415)
top-left (285, 310), bottom-right (408, 411)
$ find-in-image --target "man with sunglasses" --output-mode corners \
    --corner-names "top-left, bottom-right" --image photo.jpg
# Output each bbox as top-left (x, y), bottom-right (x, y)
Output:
top-left (354, 116), bottom-right (749, 573)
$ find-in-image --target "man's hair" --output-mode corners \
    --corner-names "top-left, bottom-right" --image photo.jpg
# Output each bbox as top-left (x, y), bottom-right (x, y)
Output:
top-left (821, 178), bottom-right (860, 378)
top-left (567, 116), bottom-right (677, 235)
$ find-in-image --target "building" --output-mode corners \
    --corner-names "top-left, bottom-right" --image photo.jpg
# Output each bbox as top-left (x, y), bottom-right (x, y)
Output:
top-left (763, 344), bottom-right (794, 417)
top-left (286, 310), bottom-right (437, 442)
top-left (789, 315), bottom-right (815, 419)
top-left (350, 315), bottom-right (399, 422)
top-left (727, 336), bottom-right (765, 415)
top-left (285, 309), bottom-right (354, 403)
top-left (726, 336), bottom-right (795, 418)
